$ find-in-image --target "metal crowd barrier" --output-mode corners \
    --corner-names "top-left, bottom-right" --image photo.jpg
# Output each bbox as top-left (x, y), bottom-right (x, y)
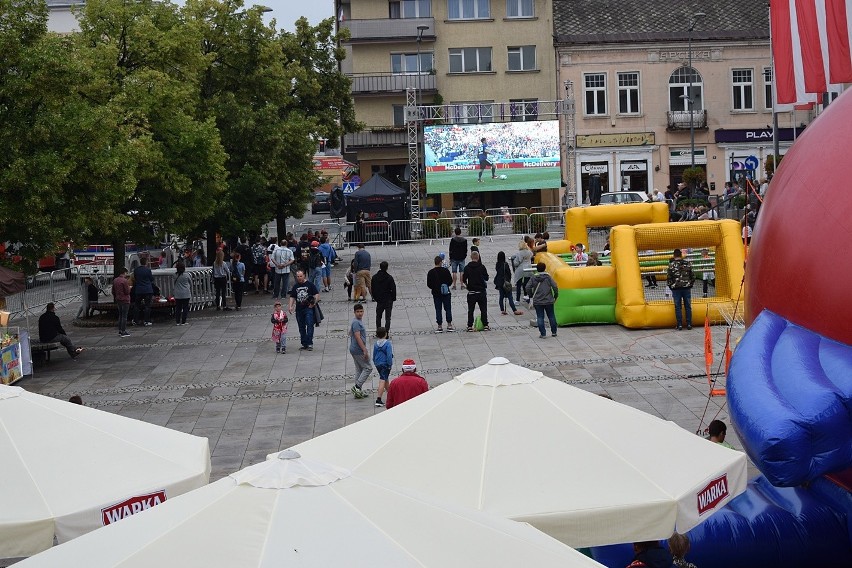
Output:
top-left (485, 206), bottom-right (528, 218)
top-left (440, 208), bottom-right (484, 219)
top-left (386, 212), bottom-right (565, 246)
top-left (152, 267), bottom-right (216, 311)
top-left (2, 267), bottom-right (83, 321)
top-left (346, 220), bottom-right (390, 247)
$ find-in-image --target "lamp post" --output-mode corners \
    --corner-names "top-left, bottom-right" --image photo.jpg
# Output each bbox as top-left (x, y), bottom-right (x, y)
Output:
top-left (686, 12), bottom-right (706, 174)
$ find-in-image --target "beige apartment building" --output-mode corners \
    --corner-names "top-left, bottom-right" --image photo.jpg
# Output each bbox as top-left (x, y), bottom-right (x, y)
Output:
top-left (553, 0), bottom-right (817, 204)
top-left (338, 0), bottom-right (558, 210)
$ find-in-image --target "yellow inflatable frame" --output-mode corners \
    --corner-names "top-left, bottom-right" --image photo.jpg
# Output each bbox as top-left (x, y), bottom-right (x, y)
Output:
top-left (612, 220), bottom-right (745, 329)
top-left (564, 202), bottom-right (670, 249)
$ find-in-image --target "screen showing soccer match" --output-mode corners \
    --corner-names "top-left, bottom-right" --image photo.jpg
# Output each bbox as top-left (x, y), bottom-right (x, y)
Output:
top-left (423, 121), bottom-right (561, 194)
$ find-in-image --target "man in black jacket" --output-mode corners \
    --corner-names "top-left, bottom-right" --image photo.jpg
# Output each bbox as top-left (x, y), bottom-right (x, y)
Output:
top-left (426, 255), bottom-right (454, 333)
top-left (462, 251), bottom-right (489, 331)
top-left (38, 303), bottom-right (83, 358)
top-left (371, 261), bottom-right (397, 333)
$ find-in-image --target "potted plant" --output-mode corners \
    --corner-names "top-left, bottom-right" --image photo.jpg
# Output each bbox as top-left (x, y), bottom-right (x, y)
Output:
top-left (681, 167), bottom-right (706, 189)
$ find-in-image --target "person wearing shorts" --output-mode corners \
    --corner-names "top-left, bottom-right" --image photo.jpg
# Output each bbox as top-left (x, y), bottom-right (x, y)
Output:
top-left (477, 137), bottom-right (497, 182)
top-left (448, 227), bottom-right (467, 290)
top-left (352, 243), bottom-right (372, 301)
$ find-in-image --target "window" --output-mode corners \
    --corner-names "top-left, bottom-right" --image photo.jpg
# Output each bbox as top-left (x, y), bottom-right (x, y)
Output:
top-left (393, 105), bottom-right (406, 126)
top-left (509, 99), bottom-right (538, 121)
top-left (583, 73), bottom-right (607, 115)
top-left (732, 68), bottom-right (754, 111)
top-left (450, 101), bottom-right (494, 123)
top-left (448, 0), bottom-right (490, 20)
top-left (507, 46), bottom-right (536, 71)
top-left (668, 67), bottom-right (703, 111)
top-left (506, 0), bottom-right (533, 17)
top-left (763, 66), bottom-right (773, 109)
top-left (617, 71), bottom-right (640, 114)
top-left (391, 52), bottom-right (434, 74)
top-left (389, 0), bottom-right (431, 18)
top-left (449, 47), bottom-right (492, 73)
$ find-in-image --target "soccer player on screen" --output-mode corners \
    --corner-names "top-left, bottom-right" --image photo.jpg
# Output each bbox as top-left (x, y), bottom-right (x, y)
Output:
top-left (477, 137), bottom-right (497, 182)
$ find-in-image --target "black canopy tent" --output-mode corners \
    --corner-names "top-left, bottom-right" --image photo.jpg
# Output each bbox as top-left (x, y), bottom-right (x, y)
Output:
top-left (345, 176), bottom-right (408, 242)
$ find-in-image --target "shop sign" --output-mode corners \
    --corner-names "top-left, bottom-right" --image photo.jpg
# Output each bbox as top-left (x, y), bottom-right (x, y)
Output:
top-left (714, 127), bottom-right (805, 144)
top-left (581, 163), bottom-right (608, 174)
top-left (621, 162), bottom-right (647, 172)
top-left (670, 148), bottom-right (706, 159)
top-left (577, 132), bottom-right (655, 148)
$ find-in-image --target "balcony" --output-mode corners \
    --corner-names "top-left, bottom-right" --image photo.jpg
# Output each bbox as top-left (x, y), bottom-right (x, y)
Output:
top-left (342, 17), bottom-right (435, 43)
top-left (348, 72), bottom-right (436, 96)
top-left (344, 127), bottom-right (408, 149)
top-left (667, 110), bottom-right (708, 131)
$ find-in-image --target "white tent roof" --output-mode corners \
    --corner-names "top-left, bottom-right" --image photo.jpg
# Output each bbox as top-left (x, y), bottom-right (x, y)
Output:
top-left (17, 451), bottom-right (605, 568)
top-left (285, 357), bottom-right (748, 548)
top-left (0, 385), bottom-right (210, 559)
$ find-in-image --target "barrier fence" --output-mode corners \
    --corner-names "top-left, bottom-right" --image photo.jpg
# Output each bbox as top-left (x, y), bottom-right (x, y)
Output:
top-left (153, 267), bottom-right (217, 311)
top-left (407, 212), bottom-right (564, 245)
top-left (2, 268), bottom-right (83, 320)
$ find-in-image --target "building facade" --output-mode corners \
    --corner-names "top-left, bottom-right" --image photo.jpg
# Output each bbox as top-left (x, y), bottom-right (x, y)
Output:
top-left (553, 0), bottom-right (816, 204)
top-left (338, 0), bottom-right (559, 210)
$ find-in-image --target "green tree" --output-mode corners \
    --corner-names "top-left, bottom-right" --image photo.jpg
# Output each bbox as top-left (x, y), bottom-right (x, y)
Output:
top-left (76, 0), bottom-right (227, 270)
top-left (276, 17), bottom-right (362, 232)
top-left (183, 3), bottom-right (362, 246)
top-left (0, 0), bottom-right (135, 271)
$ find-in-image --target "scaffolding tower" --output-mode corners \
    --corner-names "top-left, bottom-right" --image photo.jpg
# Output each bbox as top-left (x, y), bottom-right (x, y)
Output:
top-left (563, 80), bottom-right (577, 208)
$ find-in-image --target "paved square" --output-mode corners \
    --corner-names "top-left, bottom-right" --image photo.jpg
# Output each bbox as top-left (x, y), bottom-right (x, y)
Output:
top-left (18, 233), bottom-right (754, 481)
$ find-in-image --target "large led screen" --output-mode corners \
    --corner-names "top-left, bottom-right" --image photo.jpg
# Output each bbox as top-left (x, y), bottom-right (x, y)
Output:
top-left (423, 121), bottom-right (561, 194)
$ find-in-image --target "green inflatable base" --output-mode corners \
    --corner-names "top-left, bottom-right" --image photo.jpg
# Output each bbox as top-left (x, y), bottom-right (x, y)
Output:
top-left (554, 287), bottom-right (616, 325)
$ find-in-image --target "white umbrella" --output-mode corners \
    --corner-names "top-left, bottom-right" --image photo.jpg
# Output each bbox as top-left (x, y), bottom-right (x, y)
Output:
top-left (16, 450), bottom-right (605, 568)
top-left (0, 385), bottom-right (210, 559)
top-left (285, 357), bottom-right (748, 548)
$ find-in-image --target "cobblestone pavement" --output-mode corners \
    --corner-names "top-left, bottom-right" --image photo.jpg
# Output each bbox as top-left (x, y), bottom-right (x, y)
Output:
top-left (18, 233), bottom-right (752, 481)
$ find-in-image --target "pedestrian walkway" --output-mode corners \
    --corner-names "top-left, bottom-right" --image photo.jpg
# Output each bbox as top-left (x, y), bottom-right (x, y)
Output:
top-left (19, 234), bottom-right (751, 480)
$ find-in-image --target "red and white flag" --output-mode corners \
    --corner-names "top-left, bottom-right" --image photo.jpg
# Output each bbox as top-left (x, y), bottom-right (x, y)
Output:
top-left (771, 0), bottom-right (852, 106)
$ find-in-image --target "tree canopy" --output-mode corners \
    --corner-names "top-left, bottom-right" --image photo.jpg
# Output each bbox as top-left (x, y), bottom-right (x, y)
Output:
top-left (0, 0), bottom-right (358, 271)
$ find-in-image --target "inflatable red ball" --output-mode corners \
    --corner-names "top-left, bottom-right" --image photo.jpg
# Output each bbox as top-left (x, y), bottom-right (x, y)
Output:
top-left (745, 90), bottom-right (852, 346)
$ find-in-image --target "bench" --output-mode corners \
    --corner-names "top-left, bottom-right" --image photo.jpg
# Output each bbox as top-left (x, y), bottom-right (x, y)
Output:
top-left (31, 341), bottom-right (61, 362)
top-left (90, 301), bottom-right (175, 314)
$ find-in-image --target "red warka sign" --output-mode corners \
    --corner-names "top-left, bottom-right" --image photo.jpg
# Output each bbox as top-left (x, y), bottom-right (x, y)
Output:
top-left (696, 474), bottom-right (728, 515)
top-left (101, 490), bottom-right (167, 526)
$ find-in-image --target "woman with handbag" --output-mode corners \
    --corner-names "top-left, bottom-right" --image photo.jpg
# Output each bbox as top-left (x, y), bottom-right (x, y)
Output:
top-left (495, 251), bottom-right (522, 316)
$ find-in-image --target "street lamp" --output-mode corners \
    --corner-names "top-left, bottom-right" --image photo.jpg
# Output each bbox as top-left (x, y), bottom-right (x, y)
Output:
top-left (686, 12), bottom-right (706, 177)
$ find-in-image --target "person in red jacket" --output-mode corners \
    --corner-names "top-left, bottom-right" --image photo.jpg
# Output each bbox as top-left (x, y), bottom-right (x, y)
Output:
top-left (386, 359), bottom-right (429, 409)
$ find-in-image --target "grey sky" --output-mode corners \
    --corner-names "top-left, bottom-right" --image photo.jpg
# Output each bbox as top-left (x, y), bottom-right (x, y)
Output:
top-left (253, 1), bottom-right (334, 32)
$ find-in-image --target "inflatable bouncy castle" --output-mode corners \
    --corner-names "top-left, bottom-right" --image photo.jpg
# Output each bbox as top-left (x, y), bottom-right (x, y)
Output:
top-left (590, 89), bottom-right (852, 568)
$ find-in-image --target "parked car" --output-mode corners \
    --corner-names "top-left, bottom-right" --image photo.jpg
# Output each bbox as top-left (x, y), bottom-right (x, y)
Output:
top-left (311, 192), bottom-right (330, 214)
top-left (597, 191), bottom-right (650, 205)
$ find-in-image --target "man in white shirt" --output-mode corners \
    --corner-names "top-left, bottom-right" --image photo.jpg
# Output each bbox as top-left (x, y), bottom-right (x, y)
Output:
top-left (271, 239), bottom-right (294, 299)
